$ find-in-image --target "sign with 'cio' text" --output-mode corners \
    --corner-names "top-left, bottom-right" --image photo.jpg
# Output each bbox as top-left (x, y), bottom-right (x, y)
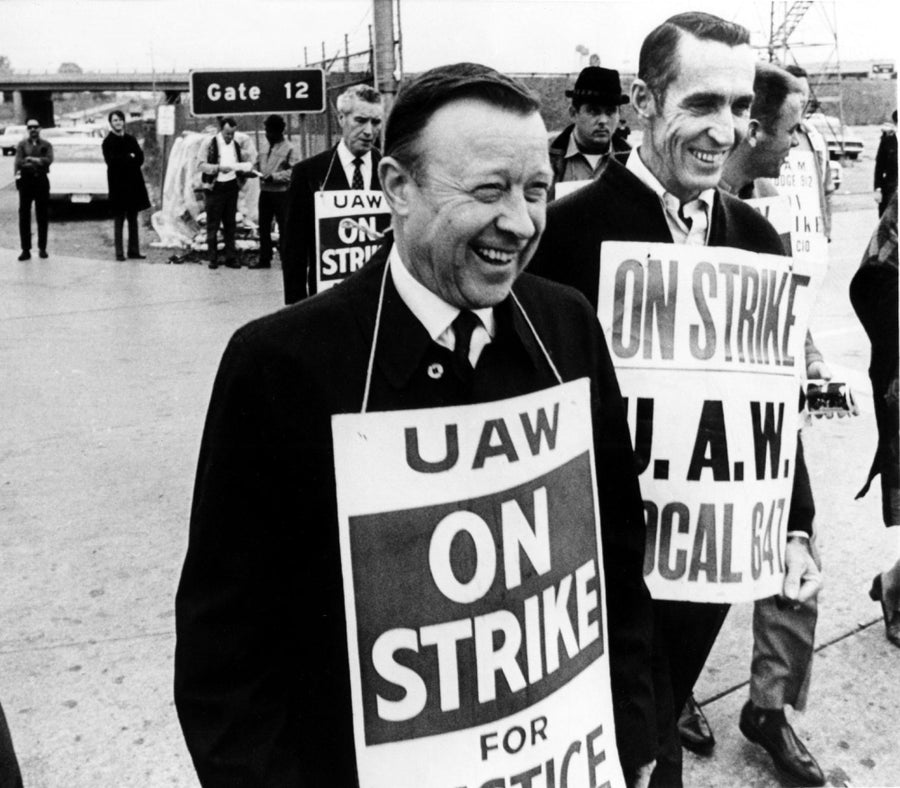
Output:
top-left (597, 242), bottom-right (821, 603)
top-left (332, 379), bottom-right (623, 788)
top-left (774, 149), bottom-right (828, 267)
top-left (315, 190), bottom-right (391, 292)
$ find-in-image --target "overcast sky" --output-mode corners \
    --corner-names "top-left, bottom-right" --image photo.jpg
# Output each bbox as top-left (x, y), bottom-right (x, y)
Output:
top-left (1, 0), bottom-right (897, 75)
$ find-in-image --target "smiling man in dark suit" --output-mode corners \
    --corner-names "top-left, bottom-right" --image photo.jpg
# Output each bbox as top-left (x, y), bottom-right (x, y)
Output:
top-left (281, 84), bottom-right (383, 304)
top-left (175, 62), bottom-right (659, 787)
top-left (529, 12), bottom-right (822, 787)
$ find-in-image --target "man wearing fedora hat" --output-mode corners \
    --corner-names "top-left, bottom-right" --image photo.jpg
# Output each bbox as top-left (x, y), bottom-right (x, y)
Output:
top-left (549, 66), bottom-right (631, 192)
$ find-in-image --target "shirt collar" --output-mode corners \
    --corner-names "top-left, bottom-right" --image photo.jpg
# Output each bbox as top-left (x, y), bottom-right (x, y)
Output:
top-left (627, 147), bottom-right (715, 235)
top-left (564, 130), bottom-right (608, 162)
top-left (337, 139), bottom-right (370, 167)
top-left (388, 246), bottom-right (494, 341)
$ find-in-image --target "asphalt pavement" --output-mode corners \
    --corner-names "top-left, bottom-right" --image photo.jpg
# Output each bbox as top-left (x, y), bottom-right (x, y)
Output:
top-left (1, 161), bottom-right (898, 787)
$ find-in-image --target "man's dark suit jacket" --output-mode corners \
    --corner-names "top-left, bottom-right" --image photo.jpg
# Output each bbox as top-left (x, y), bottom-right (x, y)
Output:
top-left (174, 246), bottom-right (658, 785)
top-left (528, 158), bottom-right (815, 783)
top-left (281, 145), bottom-right (382, 305)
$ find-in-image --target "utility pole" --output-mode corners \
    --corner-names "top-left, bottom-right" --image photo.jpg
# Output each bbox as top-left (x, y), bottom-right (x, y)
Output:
top-left (372, 0), bottom-right (398, 114)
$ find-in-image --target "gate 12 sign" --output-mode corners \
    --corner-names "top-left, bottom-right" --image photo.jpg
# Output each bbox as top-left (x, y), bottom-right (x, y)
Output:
top-left (332, 379), bottom-right (624, 788)
top-left (189, 68), bottom-right (325, 117)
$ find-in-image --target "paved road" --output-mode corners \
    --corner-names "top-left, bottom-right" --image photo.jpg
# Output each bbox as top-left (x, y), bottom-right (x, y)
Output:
top-left (0, 154), bottom-right (14, 190)
top-left (1, 161), bottom-right (897, 786)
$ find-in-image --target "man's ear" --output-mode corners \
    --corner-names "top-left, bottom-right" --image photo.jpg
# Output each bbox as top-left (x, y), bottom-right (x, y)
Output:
top-left (568, 103), bottom-right (577, 120)
top-left (746, 118), bottom-right (762, 147)
top-left (378, 156), bottom-right (414, 217)
top-left (630, 79), bottom-right (656, 121)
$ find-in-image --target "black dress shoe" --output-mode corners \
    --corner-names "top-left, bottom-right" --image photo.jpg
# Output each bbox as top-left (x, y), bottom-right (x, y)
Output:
top-left (38, 249), bottom-right (48, 259)
top-left (208, 260), bottom-right (220, 269)
top-left (739, 701), bottom-right (825, 786)
top-left (224, 258), bottom-right (241, 269)
top-left (247, 259), bottom-right (271, 269)
top-left (869, 573), bottom-right (900, 647)
top-left (678, 694), bottom-right (715, 754)
top-left (127, 253), bottom-right (147, 260)
top-left (17, 251), bottom-right (31, 261)
top-left (116, 254), bottom-right (127, 261)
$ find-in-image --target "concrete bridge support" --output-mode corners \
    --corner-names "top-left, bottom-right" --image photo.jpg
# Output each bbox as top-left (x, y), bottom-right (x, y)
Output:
top-left (13, 89), bottom-right (55, 127)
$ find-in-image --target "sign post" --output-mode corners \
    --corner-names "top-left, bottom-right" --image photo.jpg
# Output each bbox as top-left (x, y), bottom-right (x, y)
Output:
top-left (189, 68), bottom-right (326, 117)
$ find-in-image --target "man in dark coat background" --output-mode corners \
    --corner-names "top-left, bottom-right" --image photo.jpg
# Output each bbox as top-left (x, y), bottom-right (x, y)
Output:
top-left (175, 62), bottom-right (659, 787)
top-left (548, 66), bottom-right (631, 197)
top-left (14, 118), bottom-right (53, 261)
top-left (851, 194), bottom-right (900, 645)
top-left (874, 109), bottom-right (897, 218)
top-left (529, 12), bottom-right (822, 787)
top-left (281, 84), bottom-right (383, 304)
top-left (102, 109), bottom-right (151, 261)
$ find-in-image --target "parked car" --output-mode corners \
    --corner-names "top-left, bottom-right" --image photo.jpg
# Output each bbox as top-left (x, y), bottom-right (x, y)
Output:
top-left (829, 159), bottom-right (842, 191)
top-left (806, 113), bottom-right (864, 161)
top-left (47, 135), bottom-right (108, 203)
top-left (0, 124), bottom-right (28, 155)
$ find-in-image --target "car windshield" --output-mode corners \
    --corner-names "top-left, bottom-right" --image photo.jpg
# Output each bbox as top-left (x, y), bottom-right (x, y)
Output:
top-left (56, 144), bottom-right (104, 162)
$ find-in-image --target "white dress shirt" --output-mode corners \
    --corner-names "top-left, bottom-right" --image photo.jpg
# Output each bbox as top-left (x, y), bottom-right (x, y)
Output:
top-left (389, 246), bottom-right (493, 368)
top-left (626, 148), bottom-right (714, 245)
top-left (215, 133), bottom-right (238, 183)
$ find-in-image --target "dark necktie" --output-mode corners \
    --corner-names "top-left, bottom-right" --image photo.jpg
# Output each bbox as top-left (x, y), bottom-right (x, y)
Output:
top-left (351, 157), bottom-right (364, 190)
top-left (451, 310), bottom-right (481, 379)
top-left (678, 202), bottom-right (693, 231)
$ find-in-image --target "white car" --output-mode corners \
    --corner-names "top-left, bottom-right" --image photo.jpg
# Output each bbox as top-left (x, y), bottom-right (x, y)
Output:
top-left (0, 125), bottom-right (28, 156)
top-left (806, 113), bottom-right (864, 161)
top-left (48, 135), bottom-right (108, 203)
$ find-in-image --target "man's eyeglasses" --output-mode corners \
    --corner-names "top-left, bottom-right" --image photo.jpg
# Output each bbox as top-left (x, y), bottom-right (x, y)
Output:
top-left (26, 125), bottom-right (40, 130)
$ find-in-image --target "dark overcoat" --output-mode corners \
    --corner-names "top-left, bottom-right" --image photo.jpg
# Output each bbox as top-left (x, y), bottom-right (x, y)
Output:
top-left (174, 245), bottom-right (659, 785)
top-left (102, 131), bottom-right (151, 212)
top-left (850, 194), bottom-right (899, 525)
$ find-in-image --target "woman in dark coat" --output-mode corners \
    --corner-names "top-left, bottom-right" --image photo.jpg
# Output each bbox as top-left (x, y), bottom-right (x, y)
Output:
top-left (102, 110), bottom-right (151, 260)
top-left (850, 193), bottom-right (900, 647)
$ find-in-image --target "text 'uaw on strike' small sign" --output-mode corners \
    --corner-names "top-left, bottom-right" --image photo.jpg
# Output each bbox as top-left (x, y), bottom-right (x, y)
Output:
top-left (189, 68), bottom-right (325, 117)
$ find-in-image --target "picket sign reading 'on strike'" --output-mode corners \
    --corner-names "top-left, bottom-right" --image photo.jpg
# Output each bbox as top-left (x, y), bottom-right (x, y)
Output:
top-left (332, 379), bottom-right (623, 788)
top-left (315, 190), bottom-right (391, 292)
top-left (597, 242), bottom-right (821, 603)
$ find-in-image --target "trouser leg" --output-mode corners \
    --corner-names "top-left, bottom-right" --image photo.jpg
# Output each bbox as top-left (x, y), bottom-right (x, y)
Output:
top-left (220, 184), bottom-right (238, 262)
top-left (258, 192), bottom-right (274, 264)
top-left (650, 600), bottom-right (730, 788)
top-left (34, 181), bottom-right (49, 252)
top-left (649, 611), bottom-right (682, 788)
top-left (205, 189), bottom-right (223, 262)
top-left (750, 534), bottom-right (820, 711)
top-left (126, 210), bottom-right (140, 256)
top-left (113, 210), bottom-right (125, 257)
top-left (18, 189), bottom-right (33, 251)
top-left (270, 192), bottom-right (288, 263)
top-left (750, 594), bottom-right (818, 710)
top-left (0, 701), bottom-right (23, 788)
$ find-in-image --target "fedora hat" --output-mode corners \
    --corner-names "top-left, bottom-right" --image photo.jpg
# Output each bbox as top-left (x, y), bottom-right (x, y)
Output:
top-left (565, 67), bottom-right (629, 106)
